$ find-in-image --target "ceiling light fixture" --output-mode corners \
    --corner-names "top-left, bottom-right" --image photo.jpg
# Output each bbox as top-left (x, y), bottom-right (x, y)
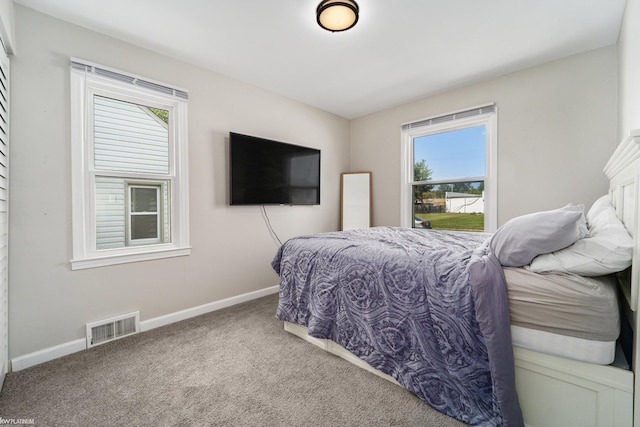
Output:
top-left (316, 0), bottom-right (359, 32)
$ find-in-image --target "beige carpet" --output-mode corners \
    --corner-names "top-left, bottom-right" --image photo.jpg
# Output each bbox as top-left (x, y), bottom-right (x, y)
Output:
top-left (0, 293), bottom-right (466, 426)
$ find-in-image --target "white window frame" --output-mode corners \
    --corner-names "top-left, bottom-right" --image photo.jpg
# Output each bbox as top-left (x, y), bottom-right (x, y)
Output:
top-left (70, 59), bottom-right (190, 270)
top-left (400, 105), bottom-right (498, 232)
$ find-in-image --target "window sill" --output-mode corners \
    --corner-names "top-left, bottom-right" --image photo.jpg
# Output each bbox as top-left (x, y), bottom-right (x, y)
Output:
top-left (70, 246), bottom-right (191, 270)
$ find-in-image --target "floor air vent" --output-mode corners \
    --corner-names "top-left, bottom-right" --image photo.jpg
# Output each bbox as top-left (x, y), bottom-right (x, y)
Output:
top-left (86, 311), bottom-right (140, 348)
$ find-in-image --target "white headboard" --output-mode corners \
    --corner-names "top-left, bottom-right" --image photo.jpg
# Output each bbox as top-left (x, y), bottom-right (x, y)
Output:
top-left (603, 129), bottom-right (640, 311)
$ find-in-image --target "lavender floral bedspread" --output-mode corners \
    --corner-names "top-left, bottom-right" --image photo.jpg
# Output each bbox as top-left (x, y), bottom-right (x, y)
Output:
top-left (272, 227), bottom-right (523, 427)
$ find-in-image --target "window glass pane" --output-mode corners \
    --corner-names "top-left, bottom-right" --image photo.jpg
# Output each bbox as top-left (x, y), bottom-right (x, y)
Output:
top-left (95, 179), bottom-right (170, 249)
top-left (95, 176), bottom-right (126, 250)
top-left (413, 125), bottom-right (485, 181)
top-left (131, 187), bottom-right (158, 213)
top-left (413, 181), bottom-right (484, 231)
top-left (131, 215), bottom-right (158, 240)
top-left (129, 185), bottom-right (160, 243)
top-left (93, 95), bottom-right (169, 174)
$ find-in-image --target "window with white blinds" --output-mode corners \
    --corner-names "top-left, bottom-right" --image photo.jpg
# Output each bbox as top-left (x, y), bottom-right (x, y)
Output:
top-left (400, 105), bottom-right (498, 232)
top-left (70, 59), bottom-right (190, 270)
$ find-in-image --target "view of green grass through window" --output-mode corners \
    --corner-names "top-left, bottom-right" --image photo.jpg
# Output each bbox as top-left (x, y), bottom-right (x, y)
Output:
top-left (413, 126), bottom-right (486, 232)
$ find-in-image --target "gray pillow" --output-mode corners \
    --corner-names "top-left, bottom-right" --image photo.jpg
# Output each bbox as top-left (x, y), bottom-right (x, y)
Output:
top-left (528, 204), bottom-right (633, 276)
top-left (490, 205), bottom-right (585, 267)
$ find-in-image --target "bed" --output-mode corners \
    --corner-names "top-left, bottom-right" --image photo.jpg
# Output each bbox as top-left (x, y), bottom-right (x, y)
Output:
top-left (272, 130), bottom-right (640, 427)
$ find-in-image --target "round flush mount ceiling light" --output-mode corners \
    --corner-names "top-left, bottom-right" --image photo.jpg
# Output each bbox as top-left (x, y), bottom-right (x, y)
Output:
top-left (316, 0), bottom-right (359, 32)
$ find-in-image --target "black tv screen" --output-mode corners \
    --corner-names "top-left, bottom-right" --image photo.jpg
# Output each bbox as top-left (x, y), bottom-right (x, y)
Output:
top-left (230, 132), bottom-right (321, 205)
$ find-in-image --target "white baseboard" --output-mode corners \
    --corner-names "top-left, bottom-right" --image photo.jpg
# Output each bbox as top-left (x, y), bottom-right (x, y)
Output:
top-left (10, 285), bottom-right (279, 372)
top-left (140, 285), bottom-right (278, 331)
top-left (11, 339), bottom-right (86, 372)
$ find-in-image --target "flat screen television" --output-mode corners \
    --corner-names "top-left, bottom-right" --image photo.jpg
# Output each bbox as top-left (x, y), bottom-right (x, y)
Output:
top-left (230, 132), bottom-right (321, 205)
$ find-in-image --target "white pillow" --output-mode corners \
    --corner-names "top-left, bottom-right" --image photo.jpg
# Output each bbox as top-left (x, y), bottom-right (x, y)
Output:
top-left (586, 195), bottom-right (612, 226)
top-left (490, 204), bottom-right (587, 267)
top-left (528, 205), bottom-right (633, 276)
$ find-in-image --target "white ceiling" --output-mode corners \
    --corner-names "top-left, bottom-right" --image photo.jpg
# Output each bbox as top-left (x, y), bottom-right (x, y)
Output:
top-left (15, 0), bottom-right (626, 119)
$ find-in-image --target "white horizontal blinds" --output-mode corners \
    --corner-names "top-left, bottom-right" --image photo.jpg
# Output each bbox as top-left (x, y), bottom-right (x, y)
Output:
top-left (95, 177), bottom-right (125, 250)
top-left (71, 60), bottom-right (189, 100)
top-left (0, 48), bottom-right (8, 380)
top-left (94, 96), bottom-right (169, 174)
top-left (402, 104), bottom-right (495, 131)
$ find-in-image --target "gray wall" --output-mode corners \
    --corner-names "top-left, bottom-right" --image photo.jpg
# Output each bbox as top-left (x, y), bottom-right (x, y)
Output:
top-left (350, 46), bottom-right (618, 227)
top-left (0, 0), bottom-right (14, 54)
top-left (619, 0), bottom-right (640, 137)
top-left (9, 6), bottom-right (351, 358)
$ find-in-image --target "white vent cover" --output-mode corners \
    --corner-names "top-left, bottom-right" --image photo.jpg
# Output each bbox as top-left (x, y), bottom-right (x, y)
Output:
top-left (86, 311), bottom-right (140, 348)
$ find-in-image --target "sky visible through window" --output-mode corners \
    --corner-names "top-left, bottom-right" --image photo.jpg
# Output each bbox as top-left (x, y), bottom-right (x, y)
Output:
top-left (414, 125), bottom-right (485, 181)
